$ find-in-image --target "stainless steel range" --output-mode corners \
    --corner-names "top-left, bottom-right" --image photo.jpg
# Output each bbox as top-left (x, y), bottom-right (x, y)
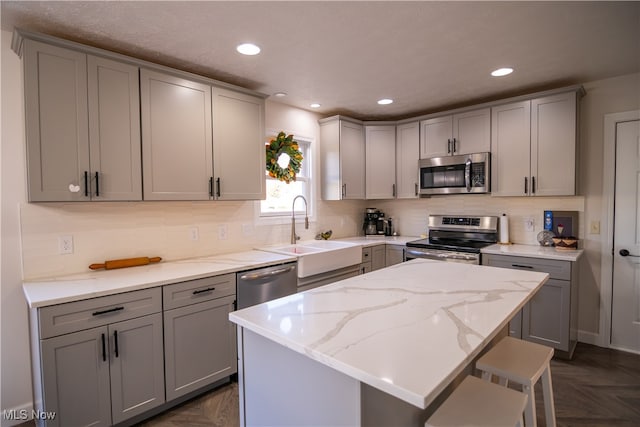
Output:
top-left (406, 215), bottom-right (498, 264)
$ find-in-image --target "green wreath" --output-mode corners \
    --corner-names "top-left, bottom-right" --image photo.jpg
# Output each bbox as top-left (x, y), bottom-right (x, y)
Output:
top-left (266, 131), bottom-right (303, 183)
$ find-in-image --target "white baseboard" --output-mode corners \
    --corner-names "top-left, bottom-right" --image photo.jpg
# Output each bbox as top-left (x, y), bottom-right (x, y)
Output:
top-left (578, 329), bottom-right (601, 347)
top-left (1, 402), bottom-right (34, 427)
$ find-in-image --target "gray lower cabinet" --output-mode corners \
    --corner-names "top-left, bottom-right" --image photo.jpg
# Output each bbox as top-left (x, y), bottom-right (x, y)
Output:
top-left (385, 245), bottom-right (405, 267)
top-left (162, 274), bottom-right (237, 400)
top-left (34, 288), bottom-right (165, 426)
top-left (361, 246), bottom-right (385, 272)
top-left (23, 39), bottom-right (142, 202)
top-left (482, 253), bottom-right (578, 358)
top-left (362, 244), bottom-right (405, 273)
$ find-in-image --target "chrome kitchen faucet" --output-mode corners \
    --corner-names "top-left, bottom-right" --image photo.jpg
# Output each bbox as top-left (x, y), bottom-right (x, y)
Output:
top-left (291, 195), bottom-right (309, 244)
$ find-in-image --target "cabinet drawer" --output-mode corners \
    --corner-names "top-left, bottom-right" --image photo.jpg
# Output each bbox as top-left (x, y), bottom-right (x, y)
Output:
top-left (39, 288), bottom-right (161, 339)
top-left (163, 273), bottom-right (236, 310)
top-left (483, 254), bottom-right (570, 281)
top-left (362, 247), bottom-right (371, 260)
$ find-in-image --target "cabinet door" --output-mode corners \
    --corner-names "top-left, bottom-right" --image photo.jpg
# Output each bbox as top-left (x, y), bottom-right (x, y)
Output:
top-left (212, 88), bottom-right (265, 200)
top-left (164, 295), bottom-right (237, 400)
top-left (340, 121), bottom-right (366, 199)
top-left (109, 313), bottom-right (165, 424)
top-left (396, 122), bottom-right (419, 198)
top-left (385, 245), bottom-right (404, 267)
top-left (41, 327), bottom-right (111, 427)
top-left (319, 119), bottom-right (341, 200)
top-left (452, 108), bottom-right (490, 155)
top-left (23, 39), bottom-right (90, 202)
top-left (88, 56), bottom-right (142, 201)
top-left (420, 115), bottom-right (452, 158)
top-left (491, 101), bottom-right (531, 196)
top-left (531, 92), bottom-right (577, 196)
top-left (371, 245), bottom-right (386, 271)
top-left (522, 278), bottom-right (570, 351)
top-left (365, 125), bottom-right (396, 199)
top-left (141, 69), bottom-right (213, 200)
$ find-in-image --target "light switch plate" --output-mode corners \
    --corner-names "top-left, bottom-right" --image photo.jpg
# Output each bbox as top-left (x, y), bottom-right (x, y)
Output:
top-left (590, 220), bottom-right (601, 234)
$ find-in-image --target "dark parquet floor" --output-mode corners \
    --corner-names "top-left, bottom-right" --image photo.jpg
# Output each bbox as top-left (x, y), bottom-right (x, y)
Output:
top-left (15, 342), bottom-right (640, 426)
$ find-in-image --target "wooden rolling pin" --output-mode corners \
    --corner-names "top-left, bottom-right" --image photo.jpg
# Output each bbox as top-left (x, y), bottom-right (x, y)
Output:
top-left (89, 256), bottom-right (162, 270)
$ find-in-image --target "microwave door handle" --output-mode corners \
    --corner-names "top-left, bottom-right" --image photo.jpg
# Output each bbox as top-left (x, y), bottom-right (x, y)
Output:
top-left (465, 157), bottom-right (472, 192)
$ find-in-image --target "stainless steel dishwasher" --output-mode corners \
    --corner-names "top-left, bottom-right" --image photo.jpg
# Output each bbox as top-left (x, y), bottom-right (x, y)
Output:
top-left (236, 262), bottom-right (297, 309)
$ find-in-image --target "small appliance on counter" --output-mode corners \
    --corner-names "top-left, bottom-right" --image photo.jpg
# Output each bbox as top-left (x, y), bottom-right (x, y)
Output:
top-left (376, 211), bottom-right (386, 235)
top-left (364, 208), bottom-right (384, 235)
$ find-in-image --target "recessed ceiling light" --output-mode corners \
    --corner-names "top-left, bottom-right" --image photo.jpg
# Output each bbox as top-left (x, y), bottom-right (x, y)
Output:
top-left (236, 43), bottom-right (261, 55)
top-left (491, 68), bottom-right (514, 77)
top-left (310, 103), bottom-right (321, 108)
top-left (273, 92), bottom-right (287, 97)
top-left (377, 98), bottom-right (393, 105)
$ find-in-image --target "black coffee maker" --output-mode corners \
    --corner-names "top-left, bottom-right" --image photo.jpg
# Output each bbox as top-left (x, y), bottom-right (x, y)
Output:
top-left (364, 208), bottom-right (379, 235)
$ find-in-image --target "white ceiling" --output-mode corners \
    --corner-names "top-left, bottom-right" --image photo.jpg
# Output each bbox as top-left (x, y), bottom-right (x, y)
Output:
top-left (2, 1), bottom-right (639, 120)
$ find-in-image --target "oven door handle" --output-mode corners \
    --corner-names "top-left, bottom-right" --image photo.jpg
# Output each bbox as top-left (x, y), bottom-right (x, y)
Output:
top-left (406, 249), bottom-right (449, 259)
top-left (465, 157), bottom-right (472, 192)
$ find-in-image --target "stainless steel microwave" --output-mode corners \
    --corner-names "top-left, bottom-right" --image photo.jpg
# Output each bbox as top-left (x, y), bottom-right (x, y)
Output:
top-left (419, 152), bottom-right (490, 195)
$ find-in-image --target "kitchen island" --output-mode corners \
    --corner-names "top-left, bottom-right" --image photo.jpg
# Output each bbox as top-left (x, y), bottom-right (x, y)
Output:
top-left (229, 258), bottom-right (549, 426)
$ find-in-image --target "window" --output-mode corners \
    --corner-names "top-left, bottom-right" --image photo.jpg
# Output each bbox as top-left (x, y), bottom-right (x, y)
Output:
top-left (260, 136), bottom-right (312, 218)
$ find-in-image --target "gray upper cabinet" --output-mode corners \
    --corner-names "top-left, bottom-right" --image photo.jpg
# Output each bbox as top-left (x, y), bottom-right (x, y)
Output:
top-left (365, 125), bottom-right (396, 199)
top-left (319, 116), bottom-right (366, 200)
top-left (24, 39), bottom-right (89, 202)
top-left (212, 88), bottom-right (265, 200)
top-left (491, 91), bottom-right (578, 197)
top-left (88, 56), bottom-right (142, 201)
top-left (396, 122), bottom-right (420, 199)
top-left (141, 72), bottom-right (266, 201)
top-left (141, 69), bottom-right (213, 201)
top-left (420, 108), bottom-right (490, 159)
top-left (23, 39), bottom-right (142, 202)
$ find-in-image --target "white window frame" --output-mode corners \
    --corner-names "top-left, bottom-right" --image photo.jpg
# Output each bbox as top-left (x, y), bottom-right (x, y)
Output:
top-left (256, 132), bottom-right (315, 225)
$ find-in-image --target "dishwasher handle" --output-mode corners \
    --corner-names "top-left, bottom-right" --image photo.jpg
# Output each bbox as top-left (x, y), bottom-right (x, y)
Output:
top-left (239, 264), bottom-right (296, 281)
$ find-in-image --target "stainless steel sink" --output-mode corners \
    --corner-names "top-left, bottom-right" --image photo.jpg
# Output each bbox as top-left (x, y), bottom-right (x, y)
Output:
top-left (258, 240), bottom-right (362, 278)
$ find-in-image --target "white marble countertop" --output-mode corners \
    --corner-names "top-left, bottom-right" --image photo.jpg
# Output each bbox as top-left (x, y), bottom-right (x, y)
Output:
top-left (336, 235), bottom-right (419, 247)
top-left (229, 259), bottom-right (548, 409)
top-left (481, 243), bottom-right (583, 261)
top-left (23, 251), bottom-right (296, 309)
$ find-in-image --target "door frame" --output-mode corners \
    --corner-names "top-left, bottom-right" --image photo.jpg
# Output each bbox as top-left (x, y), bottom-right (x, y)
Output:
top-left (599, 110), bottom-right (640, 349)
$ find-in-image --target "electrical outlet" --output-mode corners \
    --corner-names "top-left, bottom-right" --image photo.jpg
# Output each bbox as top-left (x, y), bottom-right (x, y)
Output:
top-left (524, 217), bottom-right (534, 232)
top-left (242, 223), bottom-right (253, 236)
top-left (58, 235), bottom-right (73, 254)
top-left (190, 227), bottom-right (199, 241)
top-left (218, 224), bottom-right (228, 240)
top-left (590, 220), bottom-right (601, 235)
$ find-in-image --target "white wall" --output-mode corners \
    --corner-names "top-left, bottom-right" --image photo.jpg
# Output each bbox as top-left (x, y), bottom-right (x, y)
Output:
top-left (1, 29), bottom-right (32, 425)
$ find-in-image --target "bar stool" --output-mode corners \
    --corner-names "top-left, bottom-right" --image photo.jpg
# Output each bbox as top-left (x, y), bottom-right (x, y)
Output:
top-left (476, 336), bottom-right (556, 427)
top-left (425, 375), bottom-right (528, 427)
